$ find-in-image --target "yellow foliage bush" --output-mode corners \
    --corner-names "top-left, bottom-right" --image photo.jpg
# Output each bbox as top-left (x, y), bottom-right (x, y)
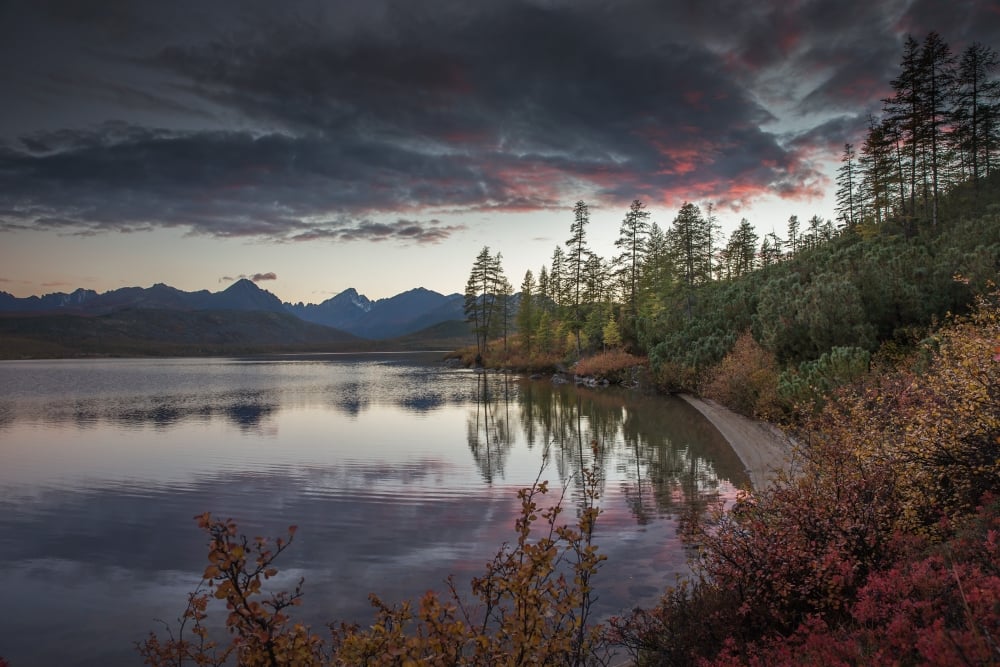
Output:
top-left (700, 331), bottom-right (782, 420)
top-left (806, 289), bottom-right (1000, 534)
top-left (139, 469), bottom-right (609, 666)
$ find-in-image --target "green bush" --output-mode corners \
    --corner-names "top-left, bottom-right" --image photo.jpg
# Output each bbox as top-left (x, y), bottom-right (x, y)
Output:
top-left (777, 346), bottom-right (871, 409)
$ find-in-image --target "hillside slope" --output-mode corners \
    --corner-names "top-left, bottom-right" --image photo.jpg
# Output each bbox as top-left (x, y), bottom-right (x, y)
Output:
top-left (0, 308), bottom-right (367, 358)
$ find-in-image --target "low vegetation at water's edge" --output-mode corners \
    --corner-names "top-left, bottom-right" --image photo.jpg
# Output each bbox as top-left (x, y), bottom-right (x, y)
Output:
top-left (611, 290), bottom-right (1000, 665)
top-left (139, 465), bottom-right (610, 666)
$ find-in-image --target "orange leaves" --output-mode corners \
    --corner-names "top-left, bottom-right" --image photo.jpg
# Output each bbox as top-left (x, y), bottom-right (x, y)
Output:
top-left (701, 330), bottom-right (782, 420)
top-left (138, 515), bottom-right (323, 667)
top-left (142, 469), bottom-right (610, 666)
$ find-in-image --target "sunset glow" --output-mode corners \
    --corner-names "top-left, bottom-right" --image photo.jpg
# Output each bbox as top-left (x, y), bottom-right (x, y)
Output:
top-left (0, 1), bottom-right (997, 302)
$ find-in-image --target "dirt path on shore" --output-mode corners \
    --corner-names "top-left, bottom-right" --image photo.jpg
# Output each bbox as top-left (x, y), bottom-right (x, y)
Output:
top-left (679, 395), bottom-right (796, 490)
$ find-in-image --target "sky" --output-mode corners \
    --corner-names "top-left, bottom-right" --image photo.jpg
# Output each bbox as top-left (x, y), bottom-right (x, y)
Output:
top-left (1, 0), bottom-right (998, 304)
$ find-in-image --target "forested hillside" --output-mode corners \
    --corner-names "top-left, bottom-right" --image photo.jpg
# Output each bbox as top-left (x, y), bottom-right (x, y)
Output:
top-left (464, 32), bottom-right (1000, 420)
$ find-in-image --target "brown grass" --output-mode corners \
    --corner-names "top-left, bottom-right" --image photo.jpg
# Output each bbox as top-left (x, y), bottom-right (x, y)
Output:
top-left (573, 350), bottom-right (648, 382)
top-left (447, 339), bottom-right (564, 373)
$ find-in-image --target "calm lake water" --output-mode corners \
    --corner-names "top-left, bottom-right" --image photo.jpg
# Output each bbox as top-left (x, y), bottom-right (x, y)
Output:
top-left (0, 353), bottom-right (748, 666)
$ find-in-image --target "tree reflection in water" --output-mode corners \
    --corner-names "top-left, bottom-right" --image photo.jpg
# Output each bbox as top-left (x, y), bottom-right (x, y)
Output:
top-left (466, 370), bottom-right (516, 483)
top-left (468, 371), bottom-right (745, 525)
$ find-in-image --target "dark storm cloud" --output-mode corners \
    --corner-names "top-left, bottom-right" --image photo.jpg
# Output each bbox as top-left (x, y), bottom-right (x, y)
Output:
top-left (0, 0), bottom-right (997, 238)
top-left (0, 124), bottom-right (471, 242)
top-left (289, 218), bottom-right (467, 244)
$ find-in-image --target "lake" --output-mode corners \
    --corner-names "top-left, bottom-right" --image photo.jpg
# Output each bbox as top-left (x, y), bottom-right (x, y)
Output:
top-left (0, 353), bottom-right (748, 666)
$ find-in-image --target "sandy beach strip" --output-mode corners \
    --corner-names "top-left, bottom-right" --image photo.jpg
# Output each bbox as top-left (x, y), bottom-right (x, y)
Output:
top-left (679, 394), bottom-right (795, 490)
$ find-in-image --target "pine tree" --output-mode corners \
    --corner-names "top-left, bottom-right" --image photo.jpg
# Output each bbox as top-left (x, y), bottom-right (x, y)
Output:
top-left (565, 201), bottom-right (591, 355)
top-left (517, 270), bottom-right (536, 356)
top-left (537, 265), bottom-right (551, 313)
top-left (884, 35), bottom-right (924, 228)
top-left (637, 222), bottom-right (673, 320)
top-left (464, 246), bottom-right (504, 360)
top-left (668, 202), bottom-right (710, 315)
top-left (760, 231), bottom-right (783, 267)
top-left (494, 275), bottom-right (514, 357)
top-left (920, 31), bottom-right (955, 227)
top-left (835, 143), bottom-right (859, 228)
top-left (860, 115), bottom-right (895, 225)
top-left (953, 42), bottom-right (1000, 187)
top-left (725, 218), bottom-right (758, 278)
top-left (614, 199), bottom-right (651, 327)
top-left (805, 214), bottom-right (824, 250)
top-left (786, 215), bottom-right (801, 256)
top-left (602, 316), bottom-right (622, 350)
top-left (550, 246), bottom-right (565, 308)
top-left (704, 202), bottom-right (721, 281)
top-left (583, 253), bottom-right (607, 305)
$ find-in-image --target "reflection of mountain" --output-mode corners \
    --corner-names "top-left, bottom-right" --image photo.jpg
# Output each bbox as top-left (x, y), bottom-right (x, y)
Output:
top-left (8, 390), bottom-right (282, 433)
top-left (0, 358), bottom-right (753, 666)
top-left (226, 401), bottom-right (276, 429)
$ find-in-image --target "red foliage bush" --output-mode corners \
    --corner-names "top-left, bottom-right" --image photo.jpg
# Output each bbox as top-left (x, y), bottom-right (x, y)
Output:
top-left (572, 350), bottom-right (646, 382)
top-left (613, 294), bottom-right (1000, 666)
top-left (708, 498), bottom-right (1000, 666)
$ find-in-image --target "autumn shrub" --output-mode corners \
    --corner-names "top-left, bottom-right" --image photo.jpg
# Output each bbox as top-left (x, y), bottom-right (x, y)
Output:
top-left (612, 291), bottom-right (1000, 665)
top-left (572, 350), bottom-right (647, 383)
top-left (700, 331), bottom-right (781, 420)
top-left (137, 514), bottom-right (326, 667)
top-left (139, 468), bottom-right (609, 666)
top-left (650, 359), bottom-right (700, 394)
top-left (810, 290), bottom-right (1000, 533)
top-left (706, 497), bottom-right (1000, 666)
top-left (452, 336), bottom-right (565, 373)
top-left (608, 577), bottom-right (741, 666)
top-left (612, 442), bottom-right (903, 666)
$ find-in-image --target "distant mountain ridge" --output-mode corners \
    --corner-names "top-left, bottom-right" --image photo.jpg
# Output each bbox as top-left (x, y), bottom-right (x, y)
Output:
top-left (286, 286), bottom-right (464, 339)
top-left (0, 280), bottom-right (466, 340)
top-left (0, 279), bottom-right (286, 315)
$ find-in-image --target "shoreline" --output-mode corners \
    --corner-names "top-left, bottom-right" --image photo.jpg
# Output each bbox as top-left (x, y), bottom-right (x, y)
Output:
top-left (678, 394), bottom-right (795, 490)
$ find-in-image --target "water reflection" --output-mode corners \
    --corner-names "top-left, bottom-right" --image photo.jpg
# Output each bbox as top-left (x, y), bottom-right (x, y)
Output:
top-left (466, 371), bottom-right (745, 524)
top-left (467, 372), bottom-right (516, 483)
top-left (0, 355), bottom-right (748, 667)
top-left (331, 380), bottom-right (368, 416)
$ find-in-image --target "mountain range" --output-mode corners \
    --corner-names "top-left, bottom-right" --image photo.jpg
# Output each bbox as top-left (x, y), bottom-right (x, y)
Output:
top-left (0, 280), bottom-right (470, 357)
top-left (284, 286), bottom-right (465, 339)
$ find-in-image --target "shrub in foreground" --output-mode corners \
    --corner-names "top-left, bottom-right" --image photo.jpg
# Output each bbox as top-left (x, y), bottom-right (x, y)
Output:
top-left (139, 468), bottom-right (610, 666)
